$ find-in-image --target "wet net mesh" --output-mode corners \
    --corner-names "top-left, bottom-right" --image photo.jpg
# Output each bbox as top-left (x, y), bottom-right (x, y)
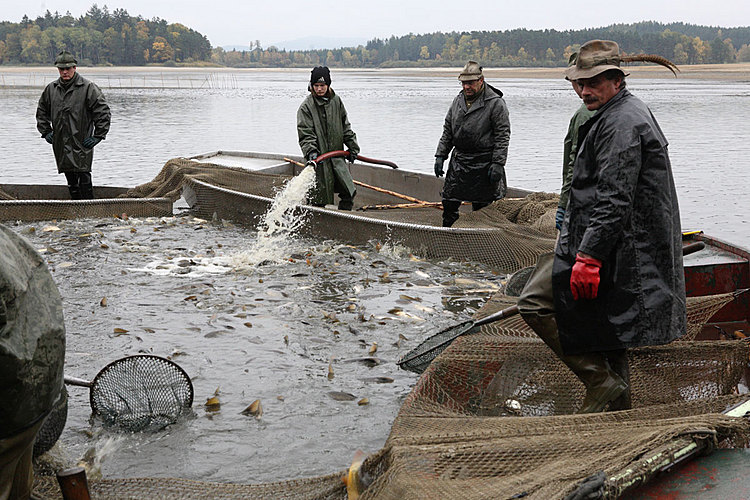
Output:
top-left (88, 355), bottom-right (194, 432)
top-left (0, 185), bottom-right (172, 222)
top-left (28, 159), bottom-right (750, 499)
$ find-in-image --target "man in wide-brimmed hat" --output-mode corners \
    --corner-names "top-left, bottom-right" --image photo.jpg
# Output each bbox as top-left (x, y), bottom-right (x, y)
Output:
top-left (36, 51), bottom-right (111, 200)
top-left (434, 60), bottom-right (511, 227)
top-left (518, 40), bottom-right (685, 413)
top-left (297, 66), bottom-right (360, 210)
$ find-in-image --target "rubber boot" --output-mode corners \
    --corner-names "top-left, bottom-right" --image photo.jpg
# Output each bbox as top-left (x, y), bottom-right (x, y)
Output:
top-left (79, 183), bottom-right (94, 200)
top-left (605, 349), bottom-right (632, 411)
top-left (67, 185), bottom-right (81, 200)
top-left (521, 312), bottom-right (627, 414)
top-left (338, 197), bottom-right (353, 211)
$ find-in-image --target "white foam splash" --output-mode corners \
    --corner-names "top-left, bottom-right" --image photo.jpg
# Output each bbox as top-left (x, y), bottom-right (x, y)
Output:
top-left (232, 166), bottom-right (317, 267)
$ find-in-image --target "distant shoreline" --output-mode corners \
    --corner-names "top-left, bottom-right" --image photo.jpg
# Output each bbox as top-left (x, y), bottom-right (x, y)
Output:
top-left (2, 63), bottom-right (749, 80)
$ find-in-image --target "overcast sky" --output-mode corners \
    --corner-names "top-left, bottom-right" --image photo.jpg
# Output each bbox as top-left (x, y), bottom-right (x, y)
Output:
top-left (2, 0), bottom-right (748, 48)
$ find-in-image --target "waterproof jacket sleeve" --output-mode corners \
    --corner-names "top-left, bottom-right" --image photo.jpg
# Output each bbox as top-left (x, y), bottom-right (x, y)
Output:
top-left (490, 98), bottom-right (510, 166)
top-left (87, 83), bottom-right (111, 139)
top-left (340, 101), bottom-right (360, 155)
top-left (296, 100), bottom-right (319, 158)
top-left (435, 101), bottom-right (455, 159)
top-left (36, 87), bottom-right (53, 137)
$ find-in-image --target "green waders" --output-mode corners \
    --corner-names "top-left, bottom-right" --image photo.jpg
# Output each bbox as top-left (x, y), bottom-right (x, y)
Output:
top-left (517, 252), bottom-right (630, 413)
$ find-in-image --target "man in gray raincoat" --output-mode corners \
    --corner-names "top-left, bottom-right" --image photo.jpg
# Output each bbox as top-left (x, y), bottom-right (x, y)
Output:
top-left (0, 224), bottom-right (66, 499)
top-left (297, 66), bottom-right (360, 210)
top-left (518, 40), bottom-right (685, 413)
top-left (434, 61), bottom-right (510, 227)
top-left (36, 50), bottom-right (111, 200)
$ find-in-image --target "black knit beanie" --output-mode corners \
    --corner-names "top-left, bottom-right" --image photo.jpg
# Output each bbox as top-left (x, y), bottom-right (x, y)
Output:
top-left (310, 66), bottom-right (331, 86)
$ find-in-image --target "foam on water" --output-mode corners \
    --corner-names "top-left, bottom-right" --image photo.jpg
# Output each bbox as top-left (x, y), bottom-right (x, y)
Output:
top-left (128, 166), bottom-right (317, 276)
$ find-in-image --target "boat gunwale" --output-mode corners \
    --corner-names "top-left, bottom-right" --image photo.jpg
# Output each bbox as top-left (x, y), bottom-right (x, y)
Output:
top-left (184, 177), bottom-right (546, 235)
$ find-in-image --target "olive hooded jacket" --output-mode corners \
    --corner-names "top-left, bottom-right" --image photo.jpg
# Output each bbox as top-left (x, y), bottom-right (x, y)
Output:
top-left (552, 88), bottom-right (686, 355)
top-left (297, 89), bottom-right (360, 206)
top-left (36, 72), bottom-right (111, 174)
top-left (435, 83), bottom-right (510, 202)
top-left (0, 224), bottom-right (65, 439)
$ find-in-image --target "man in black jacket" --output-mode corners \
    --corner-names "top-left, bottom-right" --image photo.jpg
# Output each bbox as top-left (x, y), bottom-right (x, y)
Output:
top-left (518, 40), bottom-right (685, 413)
top-left (434, 61), bottom-right (510, 227)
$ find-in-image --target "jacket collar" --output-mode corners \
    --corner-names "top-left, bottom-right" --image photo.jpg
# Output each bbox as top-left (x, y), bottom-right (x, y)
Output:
top-left (461, 83), bottom-right (502, 113)
top-left (54, 72), bottom-right (82, 88)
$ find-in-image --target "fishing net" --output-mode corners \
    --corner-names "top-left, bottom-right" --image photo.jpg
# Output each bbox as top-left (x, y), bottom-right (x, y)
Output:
top-left (0, 184), bottom-right (172, 221)
top-left (32, 291), bottom-right (750, 499)
top-left (26, 159), bottom-right (750, 499)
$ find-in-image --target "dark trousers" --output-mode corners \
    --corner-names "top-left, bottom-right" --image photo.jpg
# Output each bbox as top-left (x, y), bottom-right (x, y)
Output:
top-left (64, 172), bottom-right (93, 200)
top-left (441, 200), bottom-right (490, 227)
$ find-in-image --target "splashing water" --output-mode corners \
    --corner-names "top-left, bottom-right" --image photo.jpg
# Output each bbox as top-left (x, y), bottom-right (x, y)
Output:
top-left (232, 165), bottom-right (317, 267)
top-left (78, 436), bottom-right (126, 480)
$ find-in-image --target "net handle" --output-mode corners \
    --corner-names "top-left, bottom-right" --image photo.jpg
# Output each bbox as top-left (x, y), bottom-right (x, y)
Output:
top-left (64, 376), bottom-right (92, 388)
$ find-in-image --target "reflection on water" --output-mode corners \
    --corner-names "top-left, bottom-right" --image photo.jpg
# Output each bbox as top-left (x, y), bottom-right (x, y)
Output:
top-left (14, 214), bottom-right (504, 482)
top-left (1, 69), bottom-right (748, 244)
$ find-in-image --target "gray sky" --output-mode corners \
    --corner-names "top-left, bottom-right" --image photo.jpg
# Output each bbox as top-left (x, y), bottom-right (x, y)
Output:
top-left (2, 0), bottom-right (748, 48)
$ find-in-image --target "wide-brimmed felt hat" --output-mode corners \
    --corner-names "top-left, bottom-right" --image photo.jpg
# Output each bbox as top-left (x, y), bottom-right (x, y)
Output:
top-left (54, 51), bottom-right (77, 68)
top-left (458, 60), bottom-right (483, 81)
top-left (565, 40), bottom-right (626, 80)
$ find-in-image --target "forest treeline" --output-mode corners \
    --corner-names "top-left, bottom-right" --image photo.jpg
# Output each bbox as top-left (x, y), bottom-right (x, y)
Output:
top-left (0, 5), bottom-right (211, 65)
top-left (2, 4), bottom-right (750, 68)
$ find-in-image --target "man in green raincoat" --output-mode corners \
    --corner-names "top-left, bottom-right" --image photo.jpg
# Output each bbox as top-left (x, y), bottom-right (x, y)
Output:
top-left (36, 50), bottom-right (111, 200)
top-left (0, 224), bottom-right (66, 499)
top-left (297, 66), bottom-right (360, 210)
top-left (557, 53), bottom-right (596, 231)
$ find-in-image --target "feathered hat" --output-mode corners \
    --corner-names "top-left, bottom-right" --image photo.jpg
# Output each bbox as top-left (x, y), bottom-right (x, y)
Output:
top-left (565, 40), bottom-right (679, 80)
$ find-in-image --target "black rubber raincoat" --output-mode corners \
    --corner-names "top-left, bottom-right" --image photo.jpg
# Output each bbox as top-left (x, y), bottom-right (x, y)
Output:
top-left (435, 83), bottom-right (510, 202)
top-left (0, 224), bottom-right (65, 439)
top-left (552, 88), bottom-right (686, 355)
top-left (36, 72), bottom-right (111, 173)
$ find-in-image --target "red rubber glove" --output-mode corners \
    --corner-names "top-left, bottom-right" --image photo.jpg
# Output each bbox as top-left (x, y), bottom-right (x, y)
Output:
top-left (570, 254), bottom-right (602, 300)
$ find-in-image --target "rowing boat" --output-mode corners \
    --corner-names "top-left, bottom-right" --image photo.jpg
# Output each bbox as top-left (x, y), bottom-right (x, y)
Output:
top-left (181, 150), bottom-right (555, 274)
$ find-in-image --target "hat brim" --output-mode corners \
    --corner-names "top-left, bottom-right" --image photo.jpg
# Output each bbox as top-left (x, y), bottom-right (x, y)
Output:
top-left (55, 62), bottom-right (76, 68)
top-left (458, 75), bottom-right (482, 82)
top-left (565, 64), bottom-right (624, 81)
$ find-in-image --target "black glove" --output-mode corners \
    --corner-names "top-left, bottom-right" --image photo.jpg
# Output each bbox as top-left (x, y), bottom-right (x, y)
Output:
top-left (348, 151), bottom-right (357, 164)
top-left (555, 207), bottom-right (565, 231)
top-left (434, 157), bottom-right (445, 178)
top-left (488, 163), bottom-right (504, 184)
top-left (307, 151), bottom-right (318, 162)
top-left (83, 136), bottom-right (101, 149)
top-left (44, 132), bottom-right (54, 144)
